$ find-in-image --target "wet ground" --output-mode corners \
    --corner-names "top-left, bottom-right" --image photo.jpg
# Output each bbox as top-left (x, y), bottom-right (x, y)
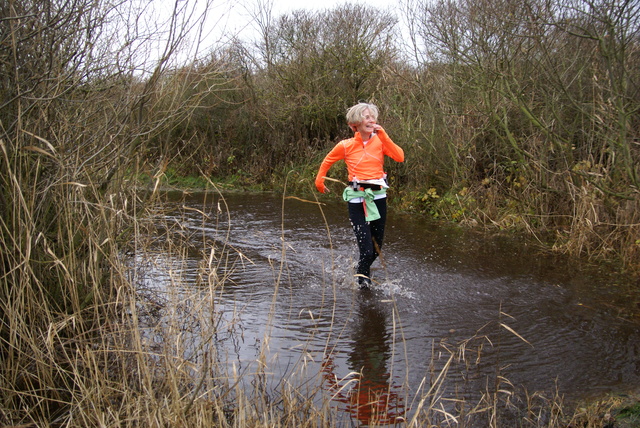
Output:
top-left (134, 190), bottom-right (640, 424)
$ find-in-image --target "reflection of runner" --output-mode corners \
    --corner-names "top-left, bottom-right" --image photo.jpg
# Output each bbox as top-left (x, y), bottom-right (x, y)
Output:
top-left (322, 296), bottom-right (406, 425)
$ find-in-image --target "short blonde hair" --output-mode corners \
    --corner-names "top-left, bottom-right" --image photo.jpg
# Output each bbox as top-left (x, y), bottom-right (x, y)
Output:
top-left (346, 102), bottom-right (378, 125)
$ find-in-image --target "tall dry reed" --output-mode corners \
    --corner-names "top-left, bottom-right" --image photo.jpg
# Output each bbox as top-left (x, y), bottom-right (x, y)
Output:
top-left (0, 168), bottom-right (621, 426)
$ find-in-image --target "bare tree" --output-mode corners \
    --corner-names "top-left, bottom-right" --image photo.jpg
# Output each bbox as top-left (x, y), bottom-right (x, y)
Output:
top-left (0, 0), bottom-right (226, 423)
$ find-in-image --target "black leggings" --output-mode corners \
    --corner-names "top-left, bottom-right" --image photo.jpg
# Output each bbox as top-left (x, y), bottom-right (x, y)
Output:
top-left (348, 197), bottom-right (387, 283)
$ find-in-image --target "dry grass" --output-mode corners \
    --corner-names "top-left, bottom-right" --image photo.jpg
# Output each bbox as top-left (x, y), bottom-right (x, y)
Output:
top-left (1, 173), bottom-right (629, 427)
top-left (2, 0), bottom-right (636, 424)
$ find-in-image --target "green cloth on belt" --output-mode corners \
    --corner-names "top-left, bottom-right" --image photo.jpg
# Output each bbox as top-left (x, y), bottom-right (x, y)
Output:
top-left (342, 187), bottom-right (387, 222)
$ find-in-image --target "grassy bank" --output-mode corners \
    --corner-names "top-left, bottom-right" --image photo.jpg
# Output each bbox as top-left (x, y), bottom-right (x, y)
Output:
top-left (160, 167), bottom-right (640, 284)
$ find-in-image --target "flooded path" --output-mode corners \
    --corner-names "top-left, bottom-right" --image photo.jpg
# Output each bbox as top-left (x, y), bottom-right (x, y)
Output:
top-left (136, 190), bottom-right (640, 424)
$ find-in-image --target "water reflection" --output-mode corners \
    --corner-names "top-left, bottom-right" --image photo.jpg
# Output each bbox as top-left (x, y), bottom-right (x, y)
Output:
top-left (323, 292), bottom-right (406, 425)
top-left (143, 190), bottom-right (640, 415)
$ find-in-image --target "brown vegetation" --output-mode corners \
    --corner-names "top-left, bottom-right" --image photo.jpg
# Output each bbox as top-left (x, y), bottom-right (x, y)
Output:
top-left (0, 0), bottom-right (638, 425)
top-left (146, 0), bottom-right (639, 272)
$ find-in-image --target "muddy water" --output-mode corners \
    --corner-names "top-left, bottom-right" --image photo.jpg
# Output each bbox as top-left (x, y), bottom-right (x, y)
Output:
top-left (139, 190), bottom-right (640, 423)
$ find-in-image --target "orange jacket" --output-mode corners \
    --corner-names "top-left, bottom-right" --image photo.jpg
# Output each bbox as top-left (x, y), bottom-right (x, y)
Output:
top-left (315, 128), bottom-right (404, 193)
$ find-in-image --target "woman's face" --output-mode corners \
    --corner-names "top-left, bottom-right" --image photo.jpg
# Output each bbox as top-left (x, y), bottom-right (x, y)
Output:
top-left (354, 108), bottom-right (377, 138)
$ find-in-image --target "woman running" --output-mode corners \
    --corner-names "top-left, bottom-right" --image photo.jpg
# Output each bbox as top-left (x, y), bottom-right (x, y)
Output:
top-left (315, 102), bottom-right (404, 289)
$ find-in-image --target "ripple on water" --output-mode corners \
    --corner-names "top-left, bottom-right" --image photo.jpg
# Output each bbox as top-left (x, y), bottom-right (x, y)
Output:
top-left (141, 191), bottom-right (640, 409)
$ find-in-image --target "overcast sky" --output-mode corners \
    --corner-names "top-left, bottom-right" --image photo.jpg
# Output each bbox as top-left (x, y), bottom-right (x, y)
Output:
top-left (148, 0), bottom-right (406, 66)
top-left (211, 0), bottom-right (403, 43)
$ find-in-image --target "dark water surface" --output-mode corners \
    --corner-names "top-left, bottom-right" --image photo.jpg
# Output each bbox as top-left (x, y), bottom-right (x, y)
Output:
top-left (137, 190), bottom-right (640, 424)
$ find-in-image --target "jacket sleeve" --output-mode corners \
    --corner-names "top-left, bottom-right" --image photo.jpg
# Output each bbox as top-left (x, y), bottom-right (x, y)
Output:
top-left (315, 142), bottom-right (345, 193)
top-left (377, 128), bottom-right (404, 162)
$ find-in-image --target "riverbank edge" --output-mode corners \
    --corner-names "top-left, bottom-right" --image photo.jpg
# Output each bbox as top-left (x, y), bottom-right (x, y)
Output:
top-left (145, 170), bottom-right (640, 282)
